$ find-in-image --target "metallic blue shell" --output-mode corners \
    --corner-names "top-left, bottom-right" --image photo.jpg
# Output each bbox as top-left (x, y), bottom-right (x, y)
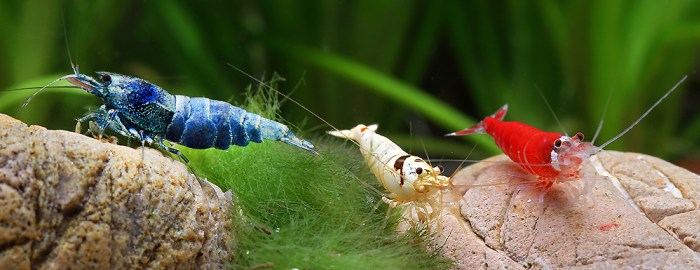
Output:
top-left (165, 95), bottom-right (312, 152)
top-left (69, 72), bottom-right (318, 157)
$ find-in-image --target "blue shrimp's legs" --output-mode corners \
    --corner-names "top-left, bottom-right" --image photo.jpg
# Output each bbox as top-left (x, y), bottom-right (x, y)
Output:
top-left (77, 106), bottom-right (132, 138)
top-left (157, 139), bottom-right (190, 163)
top-left (131, 129), bottom-right (155, 163)
top-left (78, 106), bottom-right (190, 163)
top-left (97, 109), bottom-right (120, 139)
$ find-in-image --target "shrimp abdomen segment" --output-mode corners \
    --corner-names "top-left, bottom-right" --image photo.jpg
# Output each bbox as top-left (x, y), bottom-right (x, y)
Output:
top-left (166, 95), bottom-right (317, 154)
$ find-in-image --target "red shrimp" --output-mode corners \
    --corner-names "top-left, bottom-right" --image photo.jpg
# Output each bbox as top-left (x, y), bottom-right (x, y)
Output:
top-left (446, 76), bottom-right (687, 191)
top-left (446, 105), bottom-right (593, 190)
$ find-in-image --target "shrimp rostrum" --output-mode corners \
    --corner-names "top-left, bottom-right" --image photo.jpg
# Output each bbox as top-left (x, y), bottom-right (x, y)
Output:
top-left (33, 70), bottom-right (318, 162)
top-left (329, 124), bottom-right (457, 224)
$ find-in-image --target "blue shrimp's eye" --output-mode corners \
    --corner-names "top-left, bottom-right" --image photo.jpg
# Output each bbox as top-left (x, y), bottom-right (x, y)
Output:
top-left (416, 167), bottom-right (423, 174)
top-left (101, 74), bottom-right (111, 83)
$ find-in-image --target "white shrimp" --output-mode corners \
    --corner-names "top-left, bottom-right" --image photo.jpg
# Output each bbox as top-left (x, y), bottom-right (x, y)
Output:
top-left (329, 124), bottom-right (458, 225)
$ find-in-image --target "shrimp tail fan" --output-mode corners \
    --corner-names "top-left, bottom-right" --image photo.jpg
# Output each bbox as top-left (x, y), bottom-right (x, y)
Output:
top-left (445, 104), bottom-right (508, 136)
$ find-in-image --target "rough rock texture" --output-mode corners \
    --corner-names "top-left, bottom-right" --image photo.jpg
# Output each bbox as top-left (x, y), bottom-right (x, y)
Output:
top-left (423, 153), bottom-right (700, 269)
top-left (0, 114), bottom-right (233, 269)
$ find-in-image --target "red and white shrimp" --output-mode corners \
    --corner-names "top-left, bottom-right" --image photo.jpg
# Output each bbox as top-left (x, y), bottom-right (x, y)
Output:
top-left (446, 76), bottom-right (687, 195)
top-left (329, 124), bottom-right (458, 224)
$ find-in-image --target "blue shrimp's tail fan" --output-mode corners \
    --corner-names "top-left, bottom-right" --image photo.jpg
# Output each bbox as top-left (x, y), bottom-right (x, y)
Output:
top-left (280, 132), bottom-right (318, 155)
top-left (259, 118), bottom-right (319, 155)
top-left (445, 104), bottom-right (508, 136)
top-left (328, 124), bottom-right (378, 141)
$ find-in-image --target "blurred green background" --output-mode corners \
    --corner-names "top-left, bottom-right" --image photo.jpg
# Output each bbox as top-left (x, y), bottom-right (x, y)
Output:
top-left (1, 0), bottom-right (699, 170)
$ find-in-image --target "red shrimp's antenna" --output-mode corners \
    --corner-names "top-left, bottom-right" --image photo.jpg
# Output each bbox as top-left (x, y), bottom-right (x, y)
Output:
top-left (535, 84), bottom-right (569, 137)
top-left (597, 76), bottom-right (687, 150)
top-left (590, 90), bottom-right (613, 145)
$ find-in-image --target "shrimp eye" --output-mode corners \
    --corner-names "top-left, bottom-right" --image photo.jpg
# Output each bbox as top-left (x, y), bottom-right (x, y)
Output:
top-left (554, 139), bottom-right (562, 148)
top-left (437, 165), bottom-right (444, 173)
top-left (101, 74), bottom-right (112, 83)
top-left (415, 167), bottom-right (423, 174)
top-left (575, 132), bottom-right (584, 141)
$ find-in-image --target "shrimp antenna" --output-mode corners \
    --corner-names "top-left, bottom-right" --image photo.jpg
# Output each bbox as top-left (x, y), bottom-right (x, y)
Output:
top-left (590, 93), bottom-right (612, 145)
top-left (429, 158), bottom-right (564, 168)
top-left (447, 134), bottom-right (482, 179)
top-left (4, 86), bottom-right (81, 92)
top-left (226, 63), bottom-right (343, 137)
top-left (63, 13), bottom-right (78, 76)
top-left (598, 75), bottom-right (687, 150)
top-left (226, 63), bottom-right (398, 173)
top-left (19, 74), bottom-right (77, 115)
top-left (420, 139), bottom-right (430, 167)
top-left (535, 84), bottom-right (569, 137)
top-left (18, 15), bottom-right (79, 116)
top-left (408, 121), bottom-right (414, 153)
top-left (226, 63), bottom-right (438, 194)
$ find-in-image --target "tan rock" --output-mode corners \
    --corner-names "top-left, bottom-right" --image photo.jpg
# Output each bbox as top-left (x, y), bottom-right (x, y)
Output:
top-left (0, 114), bottom-right (232, 269)
top-left (421, 152), bottom-right (700, 269)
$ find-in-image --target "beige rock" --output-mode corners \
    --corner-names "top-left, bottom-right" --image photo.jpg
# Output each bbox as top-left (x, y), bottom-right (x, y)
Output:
top-left (421, 152), bottom-right (700, 269)
top-left (0, 114), bottom-right (232, 269)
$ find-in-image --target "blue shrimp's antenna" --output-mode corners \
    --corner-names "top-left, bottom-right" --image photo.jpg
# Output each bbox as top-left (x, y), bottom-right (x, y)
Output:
top-left (18, 14), bottom-right (80, 116)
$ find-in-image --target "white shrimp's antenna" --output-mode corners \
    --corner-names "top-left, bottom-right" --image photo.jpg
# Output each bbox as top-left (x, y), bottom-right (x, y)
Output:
top-left (226, 63), bottom-right (398, 172)
top-left (447, 134), bottom-right (482, 179)
top-left (227, 63), bottom-right (343, 138)
top-left (598, 75), bottom-right (687, 150)
top-left (535, 84), bottom-right (569, 137)
top-left (429, 158), bottom-right (568, 168)
top-left (224, 63), bottom-right (488, 196)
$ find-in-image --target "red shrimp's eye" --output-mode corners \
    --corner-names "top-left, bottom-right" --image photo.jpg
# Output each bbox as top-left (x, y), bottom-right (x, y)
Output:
top-left (554, 139), bottom-right (562, 148)
top-left (416, 167), bottom-right (423, 174)
top-left (101, 74), bottom-right (111, 82)
top-left (575, 132), bottom-right (584, 141)
top-left (437, 165), bottom-right (444, 172)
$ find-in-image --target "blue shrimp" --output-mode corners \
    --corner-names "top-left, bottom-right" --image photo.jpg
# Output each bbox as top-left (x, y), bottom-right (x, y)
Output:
top-left (55, 70), bottom-right (318, 162)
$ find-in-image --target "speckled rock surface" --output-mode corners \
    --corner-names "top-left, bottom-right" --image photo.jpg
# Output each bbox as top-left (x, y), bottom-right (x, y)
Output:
top-left (423, 153), bottom-right (700, 269)
top-left (0, 114), bottom-right (233, 269)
